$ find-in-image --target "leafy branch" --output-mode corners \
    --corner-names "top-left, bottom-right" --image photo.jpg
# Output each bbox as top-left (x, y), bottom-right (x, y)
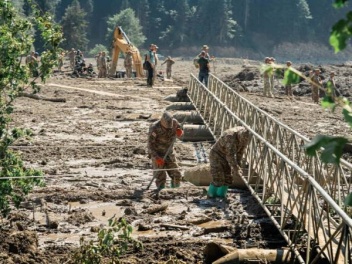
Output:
top-left (0, 0), bottom-right (63, 216)
top-left (71, 217), bottom-right (143, 264)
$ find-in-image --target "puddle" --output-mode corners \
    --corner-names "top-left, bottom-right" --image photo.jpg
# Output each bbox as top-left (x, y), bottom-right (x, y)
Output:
top-left (68, 201), bottom-right (124, 222)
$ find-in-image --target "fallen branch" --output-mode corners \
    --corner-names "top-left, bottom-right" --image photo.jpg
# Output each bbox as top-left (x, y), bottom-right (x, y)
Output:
top-left (160, 223), bottom-right (189, 230)
top-left (20, 92), bottom-right (66, 102)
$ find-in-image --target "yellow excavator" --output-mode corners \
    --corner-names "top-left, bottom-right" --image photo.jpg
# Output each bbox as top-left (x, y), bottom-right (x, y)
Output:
top-left (109, 26), bottom-right (144, 77)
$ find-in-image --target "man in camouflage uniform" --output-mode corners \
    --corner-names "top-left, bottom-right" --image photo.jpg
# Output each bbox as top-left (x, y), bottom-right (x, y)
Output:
top-left (263, 57), bottom-right (273, 97)
top-left (99, 51), bottom-right (107, 78)
top-left (148, 111), bottom-right (184, 190)
top-left (161, 56), bottom-right (175, 79)
top-left (311, 69), bottom-right (322, 103)
top-left (124, 50), bottom-right (133, 78)
top-left (208, 126), bottom-right (251, 198)
top-left (269, 57), bottom-right (276, 96)
top-left (68, 48), bottom-right (75, 70)
top-left (285, 61), bottom-right (293, 97)
top-left (326, 71), bottom-right (337, 100)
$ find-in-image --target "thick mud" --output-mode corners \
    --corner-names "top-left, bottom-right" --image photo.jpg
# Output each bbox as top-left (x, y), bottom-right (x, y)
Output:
top-left (1, 58), bottom-right (350, 263)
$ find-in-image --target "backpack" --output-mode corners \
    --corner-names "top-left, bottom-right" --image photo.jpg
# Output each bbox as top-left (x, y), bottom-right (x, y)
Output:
top-left (143, 54), bottom-right (149, 70)
top-left (193, 57), bottom-right (199, 68)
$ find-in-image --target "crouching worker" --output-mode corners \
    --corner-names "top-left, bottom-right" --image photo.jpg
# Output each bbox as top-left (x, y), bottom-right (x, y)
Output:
top-left (208, 126), bottom-right (251, 198)
top-left (148, 111), bottom-right (184, 190)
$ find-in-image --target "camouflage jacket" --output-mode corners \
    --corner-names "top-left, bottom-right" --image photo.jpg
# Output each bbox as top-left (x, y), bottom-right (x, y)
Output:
top-left (311, 75), bottom-right (322, 86)
top-left (148, 119), bottom-right (181, 158)
top-left (124, 54), bottom-right (133, 67)
top-left (210, 127), bottom-right (249, 168)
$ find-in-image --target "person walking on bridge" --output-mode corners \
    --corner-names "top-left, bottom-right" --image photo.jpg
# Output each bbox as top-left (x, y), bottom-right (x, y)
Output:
top-left (148, 111), bottom-right (184, 190)
top-left (207, 126), bottom-right (251, 198)
top-left (198, 51), bottom-right (210, 86)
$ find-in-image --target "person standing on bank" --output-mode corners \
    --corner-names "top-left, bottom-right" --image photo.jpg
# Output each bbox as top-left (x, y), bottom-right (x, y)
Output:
top-left (161, 56), bottom-right (175, 79)
top-left (124, 50), bottom-right (133, 78)
top-left (146, 44), bottom-right (156, 87)
top-left (285, 61), bottom-right (294, 97)
top-left (310, 68), bottom-right (322, 103)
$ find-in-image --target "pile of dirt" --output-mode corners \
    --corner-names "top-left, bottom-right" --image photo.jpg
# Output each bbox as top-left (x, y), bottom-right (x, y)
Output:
top-left (0, 230), bottom-right (68, 264)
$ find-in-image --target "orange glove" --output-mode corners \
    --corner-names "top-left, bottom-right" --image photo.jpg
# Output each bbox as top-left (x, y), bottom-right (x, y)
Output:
top-left (176, 128), bottom-right (184, 138)
top-left (155, 157), bottom-right (165, 167)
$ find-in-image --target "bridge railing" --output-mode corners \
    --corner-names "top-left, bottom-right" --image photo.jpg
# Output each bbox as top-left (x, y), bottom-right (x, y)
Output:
top-left (188, 74), bottom-right (352, 264)
top-left (206, 74), bottom-right (351, 207)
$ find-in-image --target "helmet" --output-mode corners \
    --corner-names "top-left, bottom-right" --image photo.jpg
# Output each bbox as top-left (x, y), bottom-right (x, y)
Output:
top-left (160, 111), bottom-right (173, 128)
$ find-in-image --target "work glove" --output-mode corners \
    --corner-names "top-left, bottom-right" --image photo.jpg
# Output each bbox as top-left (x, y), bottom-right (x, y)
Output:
top-left (155, 157), bottom-right (165, 167)
top-left (176, 128), bottom-right (184, 138)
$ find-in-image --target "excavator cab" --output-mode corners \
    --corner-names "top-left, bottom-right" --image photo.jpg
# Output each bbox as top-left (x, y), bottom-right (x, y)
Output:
top-left (109, 26), bottom-right (144, 78)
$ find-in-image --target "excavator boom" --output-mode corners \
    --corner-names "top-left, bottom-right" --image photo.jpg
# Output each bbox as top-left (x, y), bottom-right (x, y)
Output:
top-left (109, 26), bottom-right (144, 78)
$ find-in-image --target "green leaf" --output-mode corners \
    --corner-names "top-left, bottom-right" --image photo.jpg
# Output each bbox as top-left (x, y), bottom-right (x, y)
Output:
top-left (321, 95), bottom-right (336, 110)
top-left (330, 29), bottom-right (348, 53)
top-left (304, 135), bottom-right (348, 164)
top-left (333, 0), bottom-right (348, 8)
top-left (343, 108), bottom-right (352, 127)
top-left (282, 68), bottom-right (301, 86)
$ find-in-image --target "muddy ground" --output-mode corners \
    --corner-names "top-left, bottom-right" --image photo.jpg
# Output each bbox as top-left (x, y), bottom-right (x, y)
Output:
top-left (0, 57), bottom-right (351, 264)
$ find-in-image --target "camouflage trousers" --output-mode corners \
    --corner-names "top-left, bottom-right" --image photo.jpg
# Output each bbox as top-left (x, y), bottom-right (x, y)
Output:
top-left (285, 84), bottom-right (293, 96)
top-left (166, 68), bottom-right (172, 79)
top-left (311, 86), bottom-right (319, 103)
top-left (153, 66), bottom-right (158, 82)
top-left (125, 66), bottom-right (133, 78)
top-left (152, 154), bottom-right (181, 188)
top-left (99, 67), bottom-right (107, 78)
top-left (263, 76), bottom-right (273, 97)
top-left (209, 150), bottom-right (242, 187)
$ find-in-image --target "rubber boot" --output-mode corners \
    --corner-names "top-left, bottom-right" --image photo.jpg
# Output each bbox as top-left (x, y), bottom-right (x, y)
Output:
top-left (157, 184), bottom-right (165, 191)
top-left (170, 182), bottom-right (180, 188)
top-left (207, 183), bottom-right (218, 198)
top-left (216, 186), bottom-right (228, 198)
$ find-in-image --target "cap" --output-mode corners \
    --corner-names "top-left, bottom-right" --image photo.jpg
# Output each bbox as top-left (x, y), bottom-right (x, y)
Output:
top-left (203, 45), bottom-right (209, 49)
top-left (264, 57), bottom-right (270, 62)
top-left (286, 61), bottom-right (292, 65)
top-left (160, 111), bottom-right (173, 128)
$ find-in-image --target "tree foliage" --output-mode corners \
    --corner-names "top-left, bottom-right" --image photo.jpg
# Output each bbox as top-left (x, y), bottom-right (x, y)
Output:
top-left (0, 0), bottom-right (63, 216)
top-left (106, 8), bottom-right (146, 48)
top-left (61, 0), bottom-right (88, 51)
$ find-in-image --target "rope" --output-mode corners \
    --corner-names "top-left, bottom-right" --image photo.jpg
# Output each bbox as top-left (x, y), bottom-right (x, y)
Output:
top-left (0, 166), bottom-right (199, 180)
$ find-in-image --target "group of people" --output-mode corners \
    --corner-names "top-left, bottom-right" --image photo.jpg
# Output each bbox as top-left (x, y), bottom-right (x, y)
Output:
top-left (148, 111), bottom-right (250, 199)
top-left (263, 58), bottom-right (338, 103)
top-left (95, 51), bottom-right (110, 78)
top-left (67, 48), bottom-right (95, 77)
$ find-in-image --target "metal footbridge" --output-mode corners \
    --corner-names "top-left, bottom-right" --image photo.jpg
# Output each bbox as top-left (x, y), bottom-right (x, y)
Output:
top-left (187, 74), bottom-right (352, 263)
